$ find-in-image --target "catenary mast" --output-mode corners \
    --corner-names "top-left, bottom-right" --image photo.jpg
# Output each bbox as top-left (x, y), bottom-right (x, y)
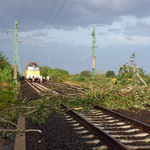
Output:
top-left (8, 21), bottom-right (18, 90)
top-left (92, 26), bottom-right (96, 76)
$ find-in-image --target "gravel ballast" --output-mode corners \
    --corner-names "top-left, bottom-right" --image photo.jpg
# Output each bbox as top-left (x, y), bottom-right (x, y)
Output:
top-left (20, 80), bottom-right (150, 149)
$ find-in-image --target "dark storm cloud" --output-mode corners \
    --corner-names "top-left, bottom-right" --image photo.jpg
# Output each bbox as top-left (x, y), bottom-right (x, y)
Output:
top-left (1, 0), bottom-right (150, 32)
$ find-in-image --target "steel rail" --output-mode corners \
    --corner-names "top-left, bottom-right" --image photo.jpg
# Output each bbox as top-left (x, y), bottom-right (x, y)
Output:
top-left (94, 105), bottom-right (150, 132)
top-left (62, 104), bottom-right (130, 150)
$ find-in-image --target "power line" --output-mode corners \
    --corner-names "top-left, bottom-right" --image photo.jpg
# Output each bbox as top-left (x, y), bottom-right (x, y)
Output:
top-left (51, 60), bottom-right (78, 64)
top-left (47, 46), bottom-right (90, 71)
top-left (18, 0), bottom-right (28, 26)
top-left (0, 14), bottom-right (13, 55)
top-left (0, 14), bottom-right (8, 34)
top-left (41, 0), bottom-right (67, 40)
top-left (18, 0), bottom-right (25, 23)
top-left (51, 60), bottom-right (89, 70)
top-left (78, 61), bottom-right (89, 70)
top-left (97, 46), bottom-right (118, 72)
top-left (51, 47), bottom-right (80, 61)
top-left (79, 47), bottom-right (91, 71)
top-left (33, 0), bottom-right (58, 44)
top-left (41, 0), bottom-right (58, 32)
top-left (28, 0), bottom-right (58, 62)
top-left (29, 0), bottom-right (67, 62)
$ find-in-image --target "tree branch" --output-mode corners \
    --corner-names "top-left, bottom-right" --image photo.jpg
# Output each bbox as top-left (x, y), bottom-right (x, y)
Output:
top-left (0, 129), bottom-right (42, 133)
top-left (1, 106), bottom-right (35, 114)
top-left (0, 118), bottom-right (18, 128)
top-left (24, 109), bottom-right (37, 116)
top-left (132, 68), bottom-right (148, 87)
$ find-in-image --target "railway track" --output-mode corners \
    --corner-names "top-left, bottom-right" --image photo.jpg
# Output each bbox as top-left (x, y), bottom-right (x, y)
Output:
top-left (25, 80), bottom-right (83, 98)
top-left (62, 104), bottom-right (150, 150)
top-left (24, 80), bottom-right (150, 149)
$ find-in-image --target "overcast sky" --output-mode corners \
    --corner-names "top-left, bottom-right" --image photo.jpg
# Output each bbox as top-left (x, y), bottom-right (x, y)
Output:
top-left (1, 0), bottom-right (150, 75)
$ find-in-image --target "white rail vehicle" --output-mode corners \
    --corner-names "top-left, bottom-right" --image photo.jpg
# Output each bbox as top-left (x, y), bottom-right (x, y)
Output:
top-left (24, 62), bottom-right (40, 82)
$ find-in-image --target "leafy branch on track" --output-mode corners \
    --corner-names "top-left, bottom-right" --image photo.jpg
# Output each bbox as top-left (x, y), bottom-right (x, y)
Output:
top-left (0, 118), bottom-right (18, 128)
top-left (1, 106), bottom-right (35, 114)
top-left (41, 68), bottom-right (85, 93)
top-left (1, 52), bottom-right (150, 140)
top-left (0, 105), bottom-right (42, 138)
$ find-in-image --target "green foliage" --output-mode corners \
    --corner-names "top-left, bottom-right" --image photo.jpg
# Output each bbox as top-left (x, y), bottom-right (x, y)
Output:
top-left (116, 53), bottom-right (150, 86)
top-left (116, 53), bottom-right (136, 85)
top-left (105, 70), bottom-right (116, 77)
top-left (1, 52), bottom-right (150, 141)
top-left (0, 87), bottom-right (21, 111)
top-left (0, 67), bottom-right (13, 83)
top-left (0, 51), bottom-right (13, 83)
top-left (70, 70), bottom-right (106, 83)
top-left (40, 66), bottom-right (52, 77)
top-left (138, 67), bottom-right (146, 78)
top-left (40, 66), bottom-right (69, 82)
top-left (71, 76), bottom-right (86, 82)
top-left (0, 131), bottom-right (11, 140)
top-left (52, 68), bottom-right (69, 82)
top-left (80, 70), bottom-right (92, 78)
top-left (0, 52), bottom-right (11, 70)
top-left (27, 98), bottom-right (62, 125)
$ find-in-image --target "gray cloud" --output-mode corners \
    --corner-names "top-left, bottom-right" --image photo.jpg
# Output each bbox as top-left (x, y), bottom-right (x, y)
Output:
top-left (124, 20), bottom-right (150, 36)
top-left (125, 37), bottom-right (133, 40)
top-left (98, 31), bottom-right (106, 36)
top-left (1, 0), bottom-right (150, 32)
top-left (108, 28), bottom-right (122, 34)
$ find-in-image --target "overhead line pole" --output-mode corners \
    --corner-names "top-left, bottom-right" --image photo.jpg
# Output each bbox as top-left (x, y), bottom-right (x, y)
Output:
top-left (92, 26), bottom-right (96, 76)
top-left (8, 21), bottom-right (18, 91)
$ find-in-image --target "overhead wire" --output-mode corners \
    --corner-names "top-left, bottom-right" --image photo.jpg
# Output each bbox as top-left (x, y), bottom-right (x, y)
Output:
top-left (51, 60), bottom-right (89, 70)
top-left (51, 47), bottom-right (80, 61)
top-left (72, 47), bottom-right (90, 70)
top-left (79, 47), bottom-right (91, 71)
top-left (28, 0), bottom-right (58, 62)
top-left (40, 0), bottom-right (67, 41)
top-left (51, 46), bottom-right (90, 70)
top-left (51, 61), bottom-right (78, 64)
top-left (18, 0), bottom-right (28, 26)
top-left (28, 0), bottom-right (67, 62)
top-left (38, 45), bottom-right (89, 70)
top-left (97, 46), bottom-right (118, 72)
top-left (17, 0), bottom-right (25, 23)
top-left (17, 0), bottom-right (28, 65)
top-left (17, 0), bottom-right (87, 71)
top-left (0, 14), bottom-right (13, 55)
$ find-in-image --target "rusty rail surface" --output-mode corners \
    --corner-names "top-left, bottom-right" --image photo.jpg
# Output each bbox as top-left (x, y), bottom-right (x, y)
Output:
top-left (94, 105), bottom-right (150, 132)
top-left (62, 104), bottom-right (130, 150)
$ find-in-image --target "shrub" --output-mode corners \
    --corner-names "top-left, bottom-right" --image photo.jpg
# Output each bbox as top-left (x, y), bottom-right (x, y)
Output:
top-left (105, 70), bottom-right (116, 77)
top-left (80, 70), bottom-right (92, 78)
